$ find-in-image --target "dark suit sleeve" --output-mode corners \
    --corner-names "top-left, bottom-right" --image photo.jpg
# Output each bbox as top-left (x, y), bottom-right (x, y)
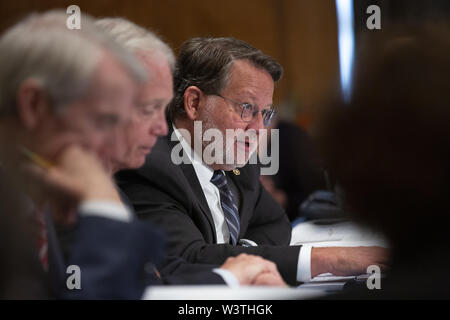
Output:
top-left (157, 256), bottom-right (224, 285)
top-left (54, 213), bottom-right (226, 299)
top-left (118, 166), bottom-right (301, 285)
top-left (59, 215), bottom-right (166, 299)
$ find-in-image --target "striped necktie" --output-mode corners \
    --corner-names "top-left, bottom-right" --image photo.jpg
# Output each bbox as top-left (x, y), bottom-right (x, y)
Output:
top-left (210, 170), bottom-right (240, 245)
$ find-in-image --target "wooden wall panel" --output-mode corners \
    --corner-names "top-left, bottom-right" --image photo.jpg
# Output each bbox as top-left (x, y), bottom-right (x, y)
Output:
top-left (0, 0), bottom-right (340, 127)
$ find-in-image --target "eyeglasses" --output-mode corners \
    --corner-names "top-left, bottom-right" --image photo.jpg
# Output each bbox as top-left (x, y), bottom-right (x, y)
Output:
top-left (213, 94), bottom-right (277, 127)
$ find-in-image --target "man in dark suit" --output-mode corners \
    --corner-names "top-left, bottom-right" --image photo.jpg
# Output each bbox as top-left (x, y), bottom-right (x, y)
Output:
top-left (96, 17), bottom-right (287, 289)
top-left (117, 37), bottom-right (388, 286)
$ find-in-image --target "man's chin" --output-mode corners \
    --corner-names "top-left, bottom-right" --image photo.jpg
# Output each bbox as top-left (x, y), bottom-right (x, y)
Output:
top-left (234, 161), bottom-right (248, 168)
top-left (234, 143), bottom-right (256, 161)
top-left (215, 160), bottom-right (248, 172)
top-left (217, 156), bottom-right (250, 171)
top-left (114, 156), bottom-right (146, 172)
top-left (130, 157), bottom-right (146, 170)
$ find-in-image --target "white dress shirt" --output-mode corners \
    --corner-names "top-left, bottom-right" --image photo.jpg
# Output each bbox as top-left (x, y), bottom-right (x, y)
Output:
top-left (173, 125), bottom-right (313, 282)
top-left (174, 125), bottom-right (232, 244)
top-left (79, 200), bottom-right (132, 222)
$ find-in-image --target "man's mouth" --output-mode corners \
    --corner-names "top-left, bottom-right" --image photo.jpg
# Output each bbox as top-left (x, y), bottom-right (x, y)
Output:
top-left (236, 139), bottom-right (253, 152)
top-left (139, 146), bottom-right (152, 153)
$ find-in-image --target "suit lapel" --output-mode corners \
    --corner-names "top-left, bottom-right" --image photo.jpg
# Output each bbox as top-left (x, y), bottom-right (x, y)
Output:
top-left (166, 123), bottom-right (217, 242)
top-left (227, 166), bottom-right (256, 231)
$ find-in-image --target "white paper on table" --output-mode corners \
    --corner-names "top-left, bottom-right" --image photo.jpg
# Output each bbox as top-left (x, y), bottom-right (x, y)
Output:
top-left (290, 219), bottom-right (388, 247)
top-left (142, 285), bottom-right (326, 300)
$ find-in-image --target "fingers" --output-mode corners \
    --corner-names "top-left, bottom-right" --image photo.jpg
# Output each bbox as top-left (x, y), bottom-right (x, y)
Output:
top-left (43, 133), bottom-right (87, 161)
top-left (221, 253), bottom-right (284, 286)
top-left (20, 145), bottom-right (121, 226)
top-left (53, 146), bottom-right (121, 202)
top-left (251, 272), bottom-right (288, 287)
top-left (236, 253), bottom-right (278, 275)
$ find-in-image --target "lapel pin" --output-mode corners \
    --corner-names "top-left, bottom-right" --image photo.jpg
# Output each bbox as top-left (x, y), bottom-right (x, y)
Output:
top-left (233, 169), bottom-right (240, 175)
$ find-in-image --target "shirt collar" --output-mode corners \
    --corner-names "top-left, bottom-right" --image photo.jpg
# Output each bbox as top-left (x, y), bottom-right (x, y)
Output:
top-left (172, 123), bottom-right (215, 185)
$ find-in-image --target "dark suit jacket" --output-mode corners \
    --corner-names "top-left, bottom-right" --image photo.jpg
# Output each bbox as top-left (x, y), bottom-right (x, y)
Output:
top-left (54, 214), bottom-right (164, 299)
top-left (1, 166), bottom-right (224, 300)
top-left (116, 124), bottom-right (302, 285)
top-left (119, 189), bottom-right (226, 286)
top-left (53, 214), bottom-right (226, 299)
top-left (0, 177), bottom-right (49, 299)
top-left (51, 192), bottom-right (226, 299)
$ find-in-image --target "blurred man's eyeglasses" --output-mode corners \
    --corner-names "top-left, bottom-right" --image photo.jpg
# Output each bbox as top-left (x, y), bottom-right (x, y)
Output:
top-left (212, 94), bottom-right (277, 127)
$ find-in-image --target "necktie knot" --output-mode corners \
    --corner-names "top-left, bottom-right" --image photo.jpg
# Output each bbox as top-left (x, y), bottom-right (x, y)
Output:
top-left (211, 170), bottom-right (227, 187)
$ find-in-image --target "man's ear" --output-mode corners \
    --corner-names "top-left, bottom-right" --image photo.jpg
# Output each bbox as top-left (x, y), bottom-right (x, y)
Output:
top-left (183, 86), bottom-right (205, 121)
top-left (16, 79), bottom-right (53, 130)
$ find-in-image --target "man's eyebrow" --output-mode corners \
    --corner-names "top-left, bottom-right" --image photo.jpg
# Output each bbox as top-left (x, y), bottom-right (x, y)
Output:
top-left (234, 90), bottom-right (257, 101)
top-left (237, 92), bottom-right (273, 107)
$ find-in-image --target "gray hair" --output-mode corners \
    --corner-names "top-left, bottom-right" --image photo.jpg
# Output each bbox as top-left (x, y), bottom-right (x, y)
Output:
top-left (95, 17), bottom-right (175, 72)
top-left (0, 10), bottom-right (146, 116)
top-left (168, 37), bottom-right (283, 121)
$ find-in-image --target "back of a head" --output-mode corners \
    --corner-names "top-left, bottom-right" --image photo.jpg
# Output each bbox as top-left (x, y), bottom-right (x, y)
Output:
top-left (0, 10), bottom-right (146, 117)
top-left (319, 23), bottom-right (450, 252)
top-left (168, 37), bottom-right (283, 121)
top-left (95, 17), bottom-right (175, 71)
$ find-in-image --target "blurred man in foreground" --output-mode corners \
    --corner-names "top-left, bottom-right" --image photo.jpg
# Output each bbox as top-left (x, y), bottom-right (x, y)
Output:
top-left (319, 23), bottom-right (450, 299)
top-left (0, 10), bottom-right (149, 298)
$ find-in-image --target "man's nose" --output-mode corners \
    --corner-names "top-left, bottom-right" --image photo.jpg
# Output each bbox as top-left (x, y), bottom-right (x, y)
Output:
top-left (246, 111), bottom-right (265, 131)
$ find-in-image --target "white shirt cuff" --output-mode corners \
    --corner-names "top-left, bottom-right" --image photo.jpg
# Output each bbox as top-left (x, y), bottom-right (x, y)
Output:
top-left (78, 200), bottom-right (132, 222)
top-left (212, 268), bottom-right (240, 288)
top-left (296, 245), bottom-right (312, 283)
